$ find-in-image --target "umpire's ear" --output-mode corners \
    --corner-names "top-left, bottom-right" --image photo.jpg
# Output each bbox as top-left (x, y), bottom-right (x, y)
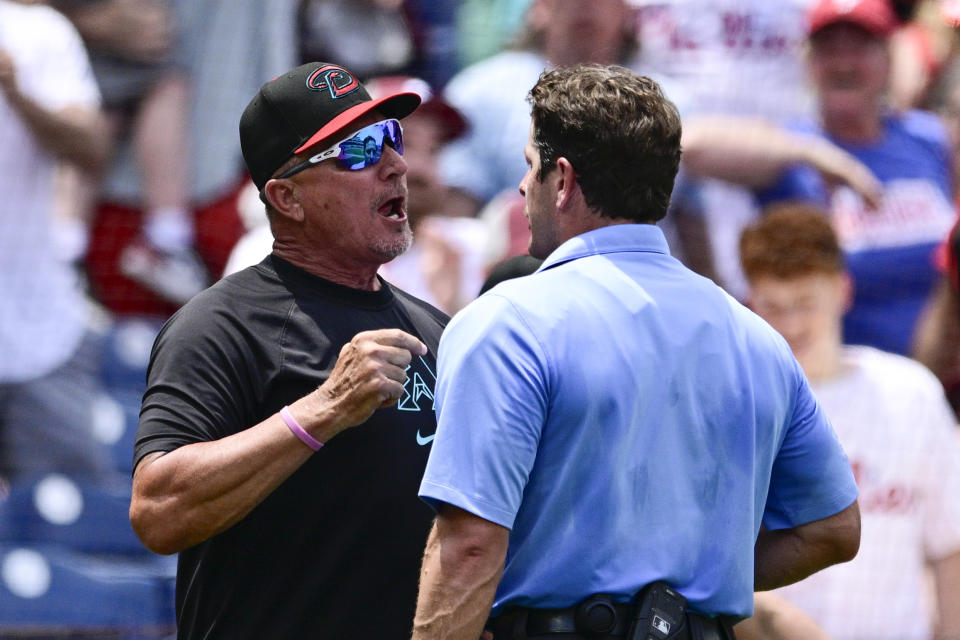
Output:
top-left (263, 177), bottom-right (306, 223)
top-left (554, 156), bottom-right (580, 212)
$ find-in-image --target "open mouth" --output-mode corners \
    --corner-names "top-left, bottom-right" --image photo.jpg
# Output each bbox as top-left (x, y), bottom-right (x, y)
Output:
top-left (378, 196), bottom-right (407, 221)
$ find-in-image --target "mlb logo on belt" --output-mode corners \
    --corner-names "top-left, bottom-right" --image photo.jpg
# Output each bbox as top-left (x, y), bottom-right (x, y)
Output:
top-left (653, 615), bottom-right (671, 634)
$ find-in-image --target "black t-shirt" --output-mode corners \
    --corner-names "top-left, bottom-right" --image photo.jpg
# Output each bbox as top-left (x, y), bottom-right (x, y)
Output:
top-left (134, 255), bottom-right (448, 639)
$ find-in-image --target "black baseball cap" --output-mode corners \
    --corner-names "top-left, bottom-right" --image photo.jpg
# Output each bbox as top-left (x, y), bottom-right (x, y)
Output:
top-left (239, 62), bottom-right (421, 190)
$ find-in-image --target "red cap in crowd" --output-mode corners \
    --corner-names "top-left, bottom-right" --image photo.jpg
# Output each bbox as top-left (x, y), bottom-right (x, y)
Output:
top-left (364, 76), bottom-right (467, 143)
top-left (807, 0), bottom-right (898, 38)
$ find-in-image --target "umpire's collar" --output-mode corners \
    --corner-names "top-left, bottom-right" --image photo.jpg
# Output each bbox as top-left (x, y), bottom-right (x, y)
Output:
top-left (538, 223), bottom-right (671, 273)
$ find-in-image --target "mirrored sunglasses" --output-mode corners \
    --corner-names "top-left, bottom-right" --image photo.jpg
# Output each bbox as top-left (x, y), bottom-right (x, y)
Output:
top-left (277, 118), bottom-right (404, 179)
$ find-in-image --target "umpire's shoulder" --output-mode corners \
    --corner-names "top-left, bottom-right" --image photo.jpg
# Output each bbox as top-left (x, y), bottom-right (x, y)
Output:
top-left (445, 272), bottom-right (543, 339)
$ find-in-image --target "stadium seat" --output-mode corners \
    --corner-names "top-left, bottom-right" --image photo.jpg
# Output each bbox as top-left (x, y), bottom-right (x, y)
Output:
top-left (0, 474), bottom-right (148, 556)
top-left (92, 388), bottom-right (144, 475)
top-left (0, 543), bottom-right (174, 634)
top-left (100, 318), bottom-right (164, 392)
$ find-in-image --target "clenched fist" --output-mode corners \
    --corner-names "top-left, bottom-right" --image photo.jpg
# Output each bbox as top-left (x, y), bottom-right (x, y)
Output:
top-left (299, 329), bottom-right (428, 440)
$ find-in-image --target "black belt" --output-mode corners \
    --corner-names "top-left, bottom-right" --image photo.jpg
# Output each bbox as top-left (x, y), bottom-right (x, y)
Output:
top-left (488, 597), bottom-right (633, 640)
top-left (487, 595), bottom-right (735, 640)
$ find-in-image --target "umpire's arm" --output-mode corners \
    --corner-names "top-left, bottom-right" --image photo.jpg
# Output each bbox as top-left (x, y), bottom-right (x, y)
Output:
top-left (753, 500), bottom-right (860, 591)
top-left (413, 504), bottom-right (509, 640)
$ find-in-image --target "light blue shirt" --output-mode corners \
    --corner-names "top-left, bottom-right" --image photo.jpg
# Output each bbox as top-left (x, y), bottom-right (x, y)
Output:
top-left (419, 224), bottom-right (858, 618)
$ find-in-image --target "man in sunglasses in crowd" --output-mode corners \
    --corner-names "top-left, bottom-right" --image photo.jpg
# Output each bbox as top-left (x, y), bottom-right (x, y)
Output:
top-left (128, 62), bottom-right (448, 639)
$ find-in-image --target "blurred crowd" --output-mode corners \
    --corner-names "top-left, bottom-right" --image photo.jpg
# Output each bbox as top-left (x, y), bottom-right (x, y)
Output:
top-left (3, 0), bottom-right (960, 637)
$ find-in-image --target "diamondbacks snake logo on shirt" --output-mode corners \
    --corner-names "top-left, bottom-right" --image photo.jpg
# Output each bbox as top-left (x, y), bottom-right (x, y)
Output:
top-left (399, 355), bottom-right (436, 445)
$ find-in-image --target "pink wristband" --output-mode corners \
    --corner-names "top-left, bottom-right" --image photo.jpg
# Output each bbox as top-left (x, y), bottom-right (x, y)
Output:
top-left (280, 406), bottom-right (323, 451)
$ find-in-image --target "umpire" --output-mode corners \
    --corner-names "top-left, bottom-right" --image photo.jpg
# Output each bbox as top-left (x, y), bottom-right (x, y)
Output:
top-left (129, 62), bottom-right (447, 638)
top-left (412, 64), bottom-right (861, 640)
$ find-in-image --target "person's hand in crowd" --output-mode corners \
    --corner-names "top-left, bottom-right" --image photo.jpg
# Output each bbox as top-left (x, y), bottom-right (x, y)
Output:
top-left (734, 592), bottom-right (832, 640)
top-left (303, 329), bottom-right (427, 437)
top-left (0, 49), bottom-right (18, 97)
top-left (61, 0), bottom-right (174, 64)
top-left (802, 135), bottom-right (884, 211)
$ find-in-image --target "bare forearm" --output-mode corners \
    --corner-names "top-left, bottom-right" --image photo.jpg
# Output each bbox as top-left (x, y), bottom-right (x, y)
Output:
top-left (682, 116), bottom-right (880, 207)
top-left (754, 501), bottom-right (860, 591)
top-left (933, 550), bottom-right (960, 639)
top-left (754, 528), bottom-right (824, 591)
top-left (135, 73), bottom-right (190, 211)
top-left (130, 329), bottom-right (428, 554)
top-left (912, 279), bottom-right (960, 383)
top-left (130, 410), bottom-right (317, 554)
top-left (5, 91), bottom-right (109, 173)
top-left (130, 392), bottom-right (355, 554)
top-left (734, 592), bottom-right (831, 640)
top-left (681, 116), bottom-right (804, 188)
top-left (413, 508), bottom-right (509, 640)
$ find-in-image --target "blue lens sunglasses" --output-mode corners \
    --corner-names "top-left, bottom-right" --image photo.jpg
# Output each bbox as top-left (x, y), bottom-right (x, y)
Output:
top-left (276, 118), bottom-right (404, 179)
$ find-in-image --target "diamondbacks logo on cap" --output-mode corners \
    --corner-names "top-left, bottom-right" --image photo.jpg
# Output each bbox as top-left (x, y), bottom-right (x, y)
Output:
top-left (306, 65), bottom-right (360, 99)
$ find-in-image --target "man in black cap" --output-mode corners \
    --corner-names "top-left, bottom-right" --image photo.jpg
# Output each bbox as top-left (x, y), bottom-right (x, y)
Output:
top-left (129, 62), bottom-right (448, 639)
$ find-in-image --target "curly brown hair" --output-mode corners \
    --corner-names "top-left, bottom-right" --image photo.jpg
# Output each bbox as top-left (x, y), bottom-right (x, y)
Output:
top-left (527, 64), bottom-right (682, 223)
top-left (739, 203), bottom-right (846, 281)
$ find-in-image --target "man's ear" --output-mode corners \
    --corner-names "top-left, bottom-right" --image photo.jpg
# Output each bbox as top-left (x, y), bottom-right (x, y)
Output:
top-left (554, 157), bottom-right (579, 210)
top-left (263, 178), bottom-right (305, 223)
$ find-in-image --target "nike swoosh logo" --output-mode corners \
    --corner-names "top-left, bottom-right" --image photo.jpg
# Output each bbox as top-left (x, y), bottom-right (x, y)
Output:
top-left (416, 430), bottom-right (436, 446)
